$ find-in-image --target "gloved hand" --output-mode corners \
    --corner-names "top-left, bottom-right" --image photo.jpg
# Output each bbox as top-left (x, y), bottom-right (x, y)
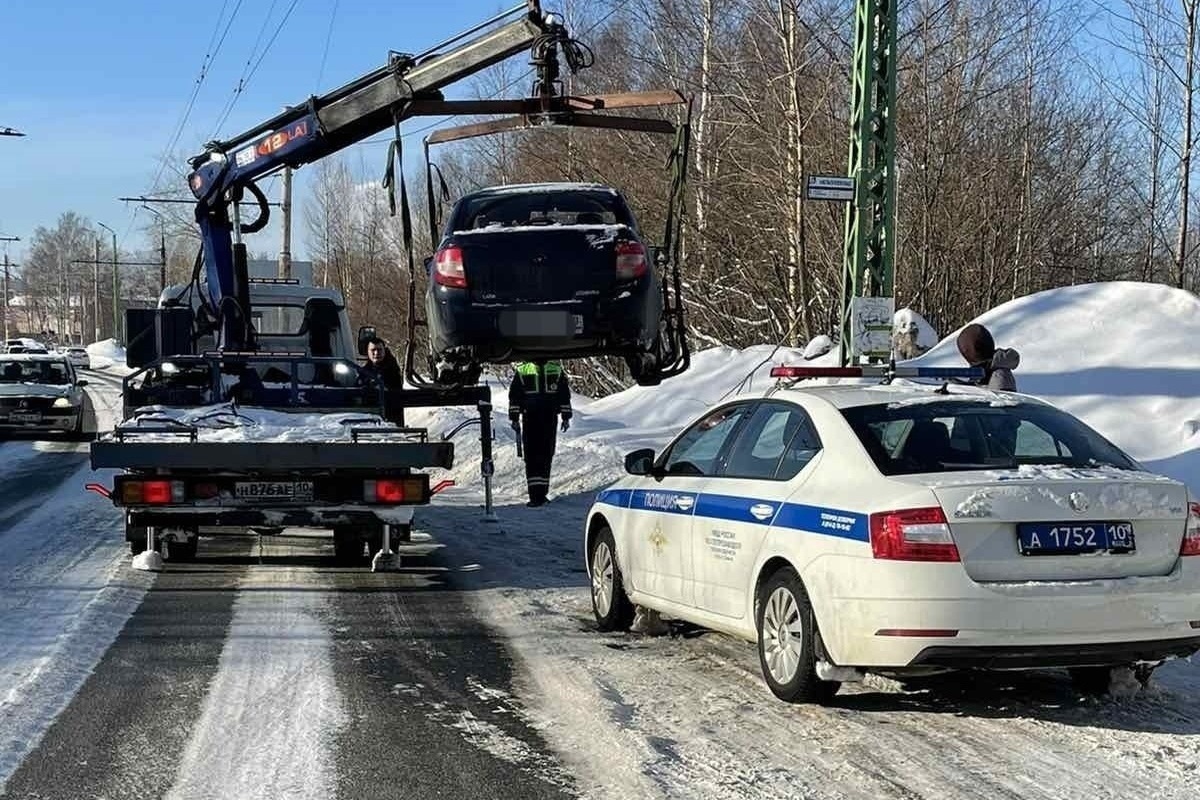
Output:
top-left (560, 417), bottom-right (571, 432)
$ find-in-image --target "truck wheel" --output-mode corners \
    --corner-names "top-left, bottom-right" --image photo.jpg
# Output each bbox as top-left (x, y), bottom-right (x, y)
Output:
top-left (127, 525), bottom-right (148, 556)
top-left (626, 353), bottom-right (663, 387)
top-left (166, 536), bottom-right (199, 562)
top-left (756, 566), bottom-right (839, 704)
top-left (333, 527), bottom-right (364, 565)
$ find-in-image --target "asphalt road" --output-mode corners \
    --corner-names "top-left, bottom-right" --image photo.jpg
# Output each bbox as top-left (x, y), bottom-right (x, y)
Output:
top-left (0, 532), bottom-right (575, 800)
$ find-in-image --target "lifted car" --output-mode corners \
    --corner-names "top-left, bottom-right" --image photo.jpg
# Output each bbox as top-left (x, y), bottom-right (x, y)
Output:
top-left (0, 353), bottom-right (88, 438)
top-left (425, 183), bottom-right (668, 385)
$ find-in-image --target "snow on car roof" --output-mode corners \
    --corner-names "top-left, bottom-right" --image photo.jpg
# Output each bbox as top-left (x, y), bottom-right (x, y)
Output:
top-left (0, 353), bottom-right (70, 363)
top-left (464, 182), bottom-right (618, 196)
top-left (774, 380), bottom-right (1047, 410)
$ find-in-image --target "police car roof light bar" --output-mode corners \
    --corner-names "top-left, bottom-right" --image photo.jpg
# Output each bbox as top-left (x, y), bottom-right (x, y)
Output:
top-left (769, 365), bottom-right (984, 381)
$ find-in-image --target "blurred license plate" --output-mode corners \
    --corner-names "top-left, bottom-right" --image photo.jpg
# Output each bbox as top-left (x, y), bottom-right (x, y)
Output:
top-left (1017, 521), bottom-right (1135, 555)
top-left (500, 310), bottom-right (573, 337)
top-left (235, 481), bottom-right (313, 501)
top-left (11, 413), bottom-right (42, 423)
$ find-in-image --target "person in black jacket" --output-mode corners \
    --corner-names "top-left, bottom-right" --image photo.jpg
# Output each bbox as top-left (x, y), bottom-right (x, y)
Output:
top-left (509, 360), bottom-right (572, 507)
top-left (361, 337), bottom-right (405, 424)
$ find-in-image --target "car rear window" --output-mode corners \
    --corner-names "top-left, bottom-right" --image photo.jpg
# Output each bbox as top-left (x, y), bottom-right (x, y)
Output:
top-left (840, 400), bottom-right (1138, 475)
top-left (451, 190), bottom-right (633, 231)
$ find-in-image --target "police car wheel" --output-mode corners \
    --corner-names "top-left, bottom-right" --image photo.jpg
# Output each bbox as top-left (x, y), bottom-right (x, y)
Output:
top-left (590, 526), bottom-right (634, 632)
top-left (756, 567), bottom-right (838, 704)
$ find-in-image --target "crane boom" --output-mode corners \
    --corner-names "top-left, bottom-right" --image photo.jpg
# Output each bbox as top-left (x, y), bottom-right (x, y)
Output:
top-left (185, 1), bottom-right (561, 351)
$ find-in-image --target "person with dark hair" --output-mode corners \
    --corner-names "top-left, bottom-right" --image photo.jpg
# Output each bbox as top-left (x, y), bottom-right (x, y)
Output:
top-left (956, 323), bottom-right (1020, 391)
top-left (361, 337), bottom-right (405, 423)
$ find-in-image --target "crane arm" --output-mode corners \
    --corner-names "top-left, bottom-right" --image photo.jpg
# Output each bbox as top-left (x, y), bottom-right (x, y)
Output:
top-left (185, 1), bottom-right (562, 349)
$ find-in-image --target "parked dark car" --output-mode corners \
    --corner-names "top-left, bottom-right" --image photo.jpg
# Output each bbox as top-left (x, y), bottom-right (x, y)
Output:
top-left (425, 183), bottom-right (665, 384)
top-left (0, 354), bottom-right (88, 438)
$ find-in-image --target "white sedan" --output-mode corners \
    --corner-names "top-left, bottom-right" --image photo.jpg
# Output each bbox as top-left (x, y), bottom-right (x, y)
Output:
top-left (584, 365), bottom-right (1200, 703)
top-left (64, 347), bottom-right (91, 370)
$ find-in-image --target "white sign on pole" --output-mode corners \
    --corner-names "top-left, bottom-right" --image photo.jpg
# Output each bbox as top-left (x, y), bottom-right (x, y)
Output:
top-left (850, 296), bottom-right (895, 362)
top-left (805, 174), bottom-right (855, 202)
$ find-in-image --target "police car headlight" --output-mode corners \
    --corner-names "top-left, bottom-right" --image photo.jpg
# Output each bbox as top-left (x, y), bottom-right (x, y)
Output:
top-left (53, 397), bottom-right (74, 408)
top-left (333, 363), bottom-right (352, 376)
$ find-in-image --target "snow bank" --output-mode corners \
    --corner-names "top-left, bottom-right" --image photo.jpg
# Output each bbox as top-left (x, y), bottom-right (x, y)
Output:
top-left (117, 403), bottom-right (401, 443)
top-left (85, 338), bottom-right (125, 371)
top-left (914, 281), bottom-right (1200, 489)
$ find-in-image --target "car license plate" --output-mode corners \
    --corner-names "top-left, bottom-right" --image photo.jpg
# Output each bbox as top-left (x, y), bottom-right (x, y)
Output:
top-left (1017, 521), bottom-right (1135, 555)
top-left (500, 309), bottom-right (574, 338)
top-left (234, 481), bottom-right (314, 501)
top-left (10, 413), bottom-right (42, 424)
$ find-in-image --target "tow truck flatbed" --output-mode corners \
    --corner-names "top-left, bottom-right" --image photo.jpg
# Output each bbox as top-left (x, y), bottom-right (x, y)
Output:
top-left (90, 439), bottom-right (454, 472)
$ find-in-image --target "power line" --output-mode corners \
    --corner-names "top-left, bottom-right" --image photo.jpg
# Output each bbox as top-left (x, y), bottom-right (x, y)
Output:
top-left (211, 0), bottom-right (304, 137)
top-left (315, 0), bottom-right (342, 92)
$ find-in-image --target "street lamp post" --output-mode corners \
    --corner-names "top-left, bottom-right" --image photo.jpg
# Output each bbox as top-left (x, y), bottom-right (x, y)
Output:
top-left (97, 222), bottom-right (117, 342)
top-left (0, 235), bottom-right (18, 341)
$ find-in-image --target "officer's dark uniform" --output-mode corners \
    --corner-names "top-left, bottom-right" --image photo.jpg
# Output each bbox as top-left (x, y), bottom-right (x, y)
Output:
top-left (361, 344), bottom-right (406, 425)
top-left (509, 361), bottom-right (572, 506)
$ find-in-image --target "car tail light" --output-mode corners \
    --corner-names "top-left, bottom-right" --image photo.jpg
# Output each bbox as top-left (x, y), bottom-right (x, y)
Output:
top-left (615, 241), bottom-right (647, 280)
top-left (433, 245), bottom-right (466, 288)
top-left (869, 506), bottom-right (960, 562)
top-left (1182, 502), bottom-right (1200, 556)
top-left (364, 477), bottom-right (426, 504)
top-left (119, 479), bottom-right (184, 505)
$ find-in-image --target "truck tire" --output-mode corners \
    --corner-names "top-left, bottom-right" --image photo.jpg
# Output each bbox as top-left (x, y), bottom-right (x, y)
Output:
top-left (333, 526), bottom-right (371, 565)
top-left (127, 524), bottom-right (148, 556)
top-left (166, 536), bottom-right (199, 562)
top-left (626, 353), bottom-right (663, 387)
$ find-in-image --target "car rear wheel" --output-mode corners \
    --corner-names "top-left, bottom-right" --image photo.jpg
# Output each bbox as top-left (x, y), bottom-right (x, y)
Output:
top-left (589, 526), bottom-right (634, 632)
top-left (625, 353), bottom-right (662, 387)
top-left (127, 525), bottom-right (148, 556)
top-left (756, 567), bottom-right (839, 704)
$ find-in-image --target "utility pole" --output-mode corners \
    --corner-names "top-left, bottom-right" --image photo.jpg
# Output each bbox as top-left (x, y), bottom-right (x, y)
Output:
top-left (280, 165), bottom-right (293, 279)
top-left (98, 222), bottom-right (118, 343)
top-left (92, 237), bottom-right (101, 340)
top-left (137, 204), bottom-right (168, 293)
top-left (0, 235), bottom-right (18, 342)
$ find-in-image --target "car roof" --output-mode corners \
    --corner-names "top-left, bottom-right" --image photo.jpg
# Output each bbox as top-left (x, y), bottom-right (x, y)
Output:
top-left (0, 353), bottom-right (69, 363)
top-left (766, 380), bottom-right (1051, 410)
top-left (462, 182), bottom-right (619, 198)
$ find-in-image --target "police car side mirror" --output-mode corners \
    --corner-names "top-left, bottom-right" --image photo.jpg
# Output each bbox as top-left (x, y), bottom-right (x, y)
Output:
top-left (624, 448), bottom-right (656, 476)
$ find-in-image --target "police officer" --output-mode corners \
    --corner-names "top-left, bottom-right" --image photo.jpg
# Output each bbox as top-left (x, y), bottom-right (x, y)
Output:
top-left (509, 360), bottom-right (572, 507)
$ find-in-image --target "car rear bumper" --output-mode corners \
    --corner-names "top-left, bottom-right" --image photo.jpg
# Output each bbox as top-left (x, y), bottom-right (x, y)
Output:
top-left (427, 287), bottom-right (657, 357)
top-left (807, 556), bottom-right (1200, 669)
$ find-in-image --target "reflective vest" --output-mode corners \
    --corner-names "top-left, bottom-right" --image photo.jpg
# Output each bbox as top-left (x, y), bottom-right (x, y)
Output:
top-left (516, 361), bottom-right (564, 395)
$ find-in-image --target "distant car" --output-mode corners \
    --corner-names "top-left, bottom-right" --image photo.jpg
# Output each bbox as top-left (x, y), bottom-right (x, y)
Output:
top-left (0, 354), bottom-right (89, 438)
top-left (64, 347), bottom-right (91, 370)
top-left (425, 183), bottom-right (664, 385)
top-left (584, 370), bottom-right (1200, 703)
top-left (6, 337), bottom-right (48, 354)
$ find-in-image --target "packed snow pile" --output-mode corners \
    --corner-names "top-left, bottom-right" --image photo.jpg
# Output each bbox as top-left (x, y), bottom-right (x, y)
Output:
top-left (914, 281), bottom-right (1200, 486)
top-left (86, 338), bottom-right (126, 370)
top-left (893, 307), bottom-right (938, 357)
top-left (115, 403), bottom-right (401, 443)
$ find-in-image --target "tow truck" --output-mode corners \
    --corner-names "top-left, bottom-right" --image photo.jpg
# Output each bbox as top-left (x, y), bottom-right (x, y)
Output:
top-left (88, 1), bottom-right (691, 570)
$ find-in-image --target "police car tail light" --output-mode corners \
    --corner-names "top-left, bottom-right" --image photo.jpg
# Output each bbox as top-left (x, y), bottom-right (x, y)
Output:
top-left (1181, 502), bottom-right (1200, 556)
top-left (869, 507), bottom-right (960, 562)
top-left (433, 245), bottom-right (467, 288)
top-left (615, 241), bottom-right (647, 280)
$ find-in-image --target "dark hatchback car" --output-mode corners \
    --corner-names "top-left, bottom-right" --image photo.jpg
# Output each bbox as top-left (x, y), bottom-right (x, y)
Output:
top-left (425, 183), bottom-right (664, 384)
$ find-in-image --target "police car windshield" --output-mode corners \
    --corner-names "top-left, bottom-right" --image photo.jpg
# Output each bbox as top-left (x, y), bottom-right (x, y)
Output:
top-left (841, 400), bottom-right (1138, 475)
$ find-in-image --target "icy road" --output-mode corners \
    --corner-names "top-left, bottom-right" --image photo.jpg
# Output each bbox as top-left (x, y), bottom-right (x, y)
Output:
top-left (0, 358), bottom-right (1199, 799)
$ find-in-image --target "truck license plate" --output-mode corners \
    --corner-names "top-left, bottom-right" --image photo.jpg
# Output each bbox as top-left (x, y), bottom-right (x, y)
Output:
top-left (234, 481), bottom-right (314, 501)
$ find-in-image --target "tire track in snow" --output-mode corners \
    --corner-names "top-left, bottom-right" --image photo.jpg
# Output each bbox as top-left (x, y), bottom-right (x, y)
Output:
top-left (163, 561), bottom-right (347, 800)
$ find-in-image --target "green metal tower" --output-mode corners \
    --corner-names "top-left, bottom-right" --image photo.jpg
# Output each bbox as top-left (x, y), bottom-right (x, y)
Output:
top-left (839, 0), bottom-right (898, 365)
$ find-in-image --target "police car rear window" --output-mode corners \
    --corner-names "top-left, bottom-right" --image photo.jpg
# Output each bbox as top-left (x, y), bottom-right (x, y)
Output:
top-left (840, 400), bottom-right (1138, 476)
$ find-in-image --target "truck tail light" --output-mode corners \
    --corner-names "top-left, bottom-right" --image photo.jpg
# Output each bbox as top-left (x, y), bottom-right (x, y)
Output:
top-left (1182, 502), bottom-right (1200, 556)
top-left (364, 477), bottom-right (427, 504)
top-left (615, 241), bottom-right (647, 280)
top-left (433, 245), bottom-right (466, 288)
top-left (119, 479), bottom-right (184, 505)
top-left (869, 506), bottom-right (960, 562)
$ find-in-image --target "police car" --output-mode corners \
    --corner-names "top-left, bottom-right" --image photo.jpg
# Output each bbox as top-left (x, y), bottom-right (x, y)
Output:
top-left (584, 364), bottom-right (1200, 703)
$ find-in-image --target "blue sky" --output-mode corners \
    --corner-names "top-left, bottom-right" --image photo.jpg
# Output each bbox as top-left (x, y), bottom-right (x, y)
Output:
top-left (0, 0), bottom-right (521, 261)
